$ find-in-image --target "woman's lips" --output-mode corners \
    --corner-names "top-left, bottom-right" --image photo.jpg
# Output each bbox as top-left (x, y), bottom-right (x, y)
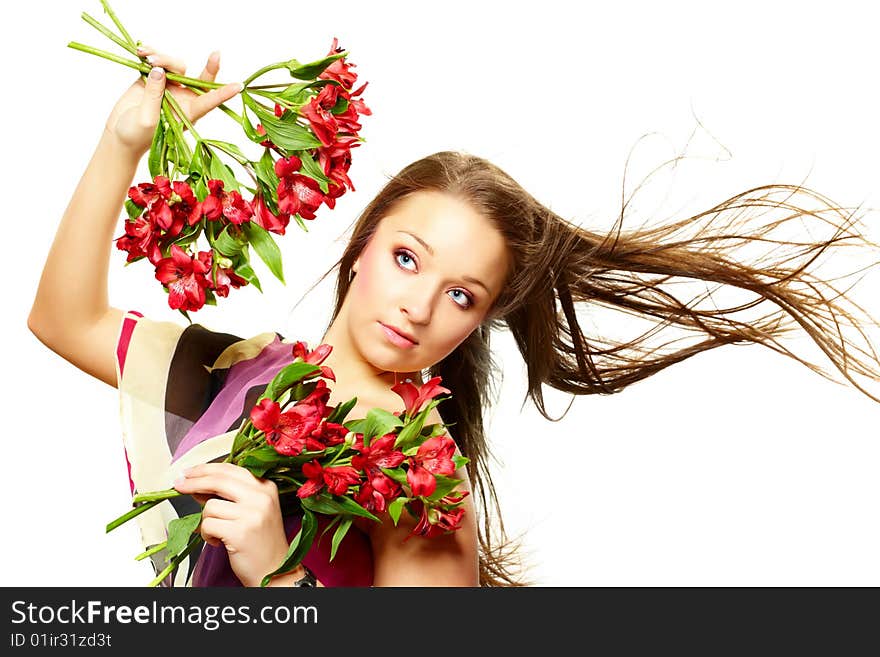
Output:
top-left (379, 322), bottom-right (417, 349)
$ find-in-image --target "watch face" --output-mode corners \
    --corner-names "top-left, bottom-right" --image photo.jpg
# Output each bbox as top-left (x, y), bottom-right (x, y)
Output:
top-left (292, 567), bottom-right (317, 587)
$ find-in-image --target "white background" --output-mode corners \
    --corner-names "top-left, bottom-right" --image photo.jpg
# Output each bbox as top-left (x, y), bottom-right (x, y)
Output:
top-left (3, 0), bottom-right (879, 586)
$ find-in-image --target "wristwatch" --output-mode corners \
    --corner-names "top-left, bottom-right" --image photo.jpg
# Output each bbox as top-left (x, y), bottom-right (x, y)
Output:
top-left (291, 564), bottom-right (317, 587)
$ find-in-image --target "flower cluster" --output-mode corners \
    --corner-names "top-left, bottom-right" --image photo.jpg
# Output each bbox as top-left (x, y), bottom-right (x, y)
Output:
top-left (70, 2), bottom-right (370, 316)
top-left (107, 340), bottom-right (469, 587)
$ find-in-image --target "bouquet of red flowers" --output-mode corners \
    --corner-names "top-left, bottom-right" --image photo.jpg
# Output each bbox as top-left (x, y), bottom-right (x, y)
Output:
top-left (70, 1), bottom-right (370, 317)
top-left (107, 341), bottom-right (470, 587)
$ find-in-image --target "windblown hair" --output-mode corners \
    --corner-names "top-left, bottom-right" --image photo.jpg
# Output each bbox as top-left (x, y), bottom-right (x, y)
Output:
top-left (309, 147), bottom-right (880, 586)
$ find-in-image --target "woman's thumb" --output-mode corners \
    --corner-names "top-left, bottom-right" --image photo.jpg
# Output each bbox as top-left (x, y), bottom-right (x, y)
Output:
top-left (139, 66), bottom-right (166, 126)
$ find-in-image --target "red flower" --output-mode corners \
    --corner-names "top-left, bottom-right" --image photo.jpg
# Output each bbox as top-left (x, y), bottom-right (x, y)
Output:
top-left (153, 244), bottom-right (213, 311)
top-left (297, 459), bottom-right (361, 498)
top-left (406, 493), bottom-right (469, 540)
top-left (201, 179), bottom-right (254, 225)
top-left (352, 432), bottom-right (406, 504)
top-left (170, 180), bottom-right (203, 230)
top-left (277, 174), bottom-right (324, 219)
top-left (319, 38), bottom-right (359, 89)
top-left (249, 398), bottom-right (325, 456)
top-left (391, 376), bottom-right (451, 417)
top-left (128, 175), bottom-right (171, 209)
top-left (274, 156), bottom-right (324, 220)
top-left (312, 421), bottom-right (348, 446)
top-left (250, 193), bottom-right (290, 236)
top-left (115, 214), bottom-right (163, 265)
top-left (128, 176), bottom-right (175, 234)
top-left (355, 478), bottom-right (401, 514)
top-left (291, 341), bottom-right (332, 365)
top-left (406, 435), bottom-right (456, 498)
top-left (211, 264), bottom-right (248, 298)
top-left (302, 97), bottom-right (339, 147)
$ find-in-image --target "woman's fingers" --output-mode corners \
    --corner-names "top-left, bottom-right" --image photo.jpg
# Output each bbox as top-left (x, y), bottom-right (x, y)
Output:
top-left (203, 497), bottom-right (238, 520)
top-left (189, 81), bottom-right (243, 120)
top-left (199, 51), bottom-right (221, 83)
top-left (135, 47), bottom-right (186, 76)
top-left (174, 471), bottom-right (250, 502)
top-left (198, 516), bottom-right (231, 547)
top-left (175, 462), bottom-right (268, 502)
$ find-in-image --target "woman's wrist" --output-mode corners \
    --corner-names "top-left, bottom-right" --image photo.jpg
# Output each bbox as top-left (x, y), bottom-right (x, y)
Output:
top-left (100, 126), bottom-right (147, 163)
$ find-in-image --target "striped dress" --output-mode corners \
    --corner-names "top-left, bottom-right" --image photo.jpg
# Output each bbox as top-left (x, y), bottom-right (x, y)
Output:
top-left (114, 309), bottom-right (373, 587)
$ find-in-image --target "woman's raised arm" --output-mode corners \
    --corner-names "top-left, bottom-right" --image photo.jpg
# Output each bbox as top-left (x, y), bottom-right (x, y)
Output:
top-left (27, 47), bottom-right (242, 389)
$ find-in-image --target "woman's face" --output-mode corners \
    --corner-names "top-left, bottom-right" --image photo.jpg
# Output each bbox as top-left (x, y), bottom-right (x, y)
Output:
top-left (344, 190), bottom-right (510, 375)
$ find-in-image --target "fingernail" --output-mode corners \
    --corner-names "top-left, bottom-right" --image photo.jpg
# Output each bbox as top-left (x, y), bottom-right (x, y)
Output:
top-left (149, 67), bottom-right (164, 80)
top-left (182, 466), bottom-right (194, 476)
top-left (234, 82), bottom-right (244, 93)
top-left (172, 475), bottom-right (186, 488)
top-left (146, 54), bottom-right (158, 65)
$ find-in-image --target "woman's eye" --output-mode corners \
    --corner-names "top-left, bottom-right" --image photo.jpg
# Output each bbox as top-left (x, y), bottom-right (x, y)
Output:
top-left (395, 248), bottom-right (474, 309)
top-left (449, 289), bottom-right (474, 309)
top-left (394, 249), bottom-right (417, 270)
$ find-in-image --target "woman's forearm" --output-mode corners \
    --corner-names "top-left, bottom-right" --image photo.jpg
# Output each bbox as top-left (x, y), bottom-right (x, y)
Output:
top-left (29, 129), bottom-right (142, 334)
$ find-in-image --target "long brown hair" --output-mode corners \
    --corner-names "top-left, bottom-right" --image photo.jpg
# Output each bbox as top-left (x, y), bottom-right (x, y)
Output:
top-left (305, 149), bottom-right (880, 586)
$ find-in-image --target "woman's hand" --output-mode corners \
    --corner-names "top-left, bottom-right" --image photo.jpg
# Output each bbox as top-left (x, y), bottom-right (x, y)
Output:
top-left (173, 462), bottom-right (291, 588)
top-left (104, 45), bottom-right (243, 157)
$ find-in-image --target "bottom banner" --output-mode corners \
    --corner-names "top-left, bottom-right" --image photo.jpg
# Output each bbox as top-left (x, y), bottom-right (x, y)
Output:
top-left (0, 587), bottom-right (874, 650)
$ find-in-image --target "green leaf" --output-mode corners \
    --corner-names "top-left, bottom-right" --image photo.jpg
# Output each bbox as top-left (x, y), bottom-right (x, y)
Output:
top-left (298, 151), bottom-right (330, 194)
top-left (261, 509), bottom-right (317, 586)
top-left (260, 361), bottom-right (321, 401)
top-left (214, 224), bottom-right (248, 257)
top-left (242, 93), bottom-right (321, 151)
top-left (166, 512), bottom-right (201, 559)
top-left (300, 493), bottom-right (379, 522)
top-left (362, 408), bottom-right (403, 447)
top-left (239, 99), bottom-right (264, 144)
top-left (387, 497), bottom-right (409, 526)
top-left (427, 475), bottom-right (464, 502)
top-left (286, 51), bottom-right (347, 80)
top-left (326, 397), bottom-right (358, 425)
top-left (207, 150), bottom-right (240, 192)
top-left (329, 516), bottom-right (352, 561)
top-left (124, 199), bottom-right (143, 220)
top-left (241, 221), bottom-right (284, 284)
top-left (234, 259), bottom-right (262, 293)
top-left (380, 467), bottom-right (409, 486)
top-left (276, 80), bottom-right (338, 109)
top-left (330, 95), bottom-right (350, 115)
top-left (204, 139), bottom-right (248, 163)
top-left (188, 143), bottom-right (206, 179)
top-left (148, 119), bottom-right (166, 179)
top-left (255, 149), bottom-right (280, 194)
top-left (452, 455), bottom-right (470, 470)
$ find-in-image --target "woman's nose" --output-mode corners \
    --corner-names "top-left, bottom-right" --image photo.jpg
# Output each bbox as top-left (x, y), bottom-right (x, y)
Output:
top-left (400, 289), bottom-right (434, 325)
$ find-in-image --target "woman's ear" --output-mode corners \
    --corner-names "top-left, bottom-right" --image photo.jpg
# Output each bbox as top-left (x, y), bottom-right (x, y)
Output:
top-left (352, 258), bottom-right (359, 274)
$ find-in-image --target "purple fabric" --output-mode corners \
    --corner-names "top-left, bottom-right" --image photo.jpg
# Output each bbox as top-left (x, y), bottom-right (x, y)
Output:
top-left (192, 513), bottom-right (374, 587)
top-left (172, 335), bottom-right (295, 462)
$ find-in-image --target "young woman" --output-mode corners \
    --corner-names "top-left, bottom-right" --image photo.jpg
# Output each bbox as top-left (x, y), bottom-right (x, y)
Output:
top-left (28, 45), bottom-right (880, 587)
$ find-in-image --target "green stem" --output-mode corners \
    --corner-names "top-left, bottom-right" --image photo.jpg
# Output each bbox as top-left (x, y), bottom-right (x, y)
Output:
top-left (161, 104), bottom-right (192, 167)
top-left (132, 488), bottom-right (182, 504)
top-left (242, 61), bottom-right (289, 87)
top-left (80, 11), bottom-right (135, 55)
top-left (135, 541), bottom-right (168, 562)
top-left (67, 42), bottom-right (229, 91)
top-left (99, 0), bottom-right (135, 46)
top-left (106, 499), bottom-right (160, 533)
top-left (163, 90), bottom-right (202, 142)
top-left (147, 535), bottom-right (203, 587)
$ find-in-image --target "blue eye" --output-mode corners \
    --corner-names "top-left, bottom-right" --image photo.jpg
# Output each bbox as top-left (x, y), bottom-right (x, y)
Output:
top-left (393, 248), bottom-right (475, 310)
top-left (395, 249), bottom-right (416, 270)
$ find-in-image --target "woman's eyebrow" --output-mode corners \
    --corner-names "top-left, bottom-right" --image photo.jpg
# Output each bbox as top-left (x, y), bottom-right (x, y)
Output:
top-left (397, 229), bottom-right (491, 295)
